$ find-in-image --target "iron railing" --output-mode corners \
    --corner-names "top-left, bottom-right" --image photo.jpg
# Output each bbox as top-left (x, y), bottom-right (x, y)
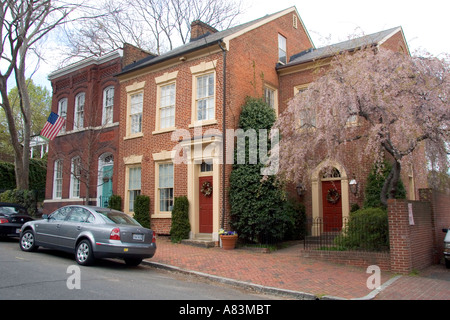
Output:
top-left (304, 215), bottom-right (390, 252)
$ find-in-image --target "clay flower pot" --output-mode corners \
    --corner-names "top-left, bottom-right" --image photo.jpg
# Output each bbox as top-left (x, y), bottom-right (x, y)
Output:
top-left (220, 234), bottom-right (238, 250)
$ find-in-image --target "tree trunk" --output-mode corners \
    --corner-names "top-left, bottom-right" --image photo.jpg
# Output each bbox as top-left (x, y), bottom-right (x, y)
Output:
top-left (380, 160), bottom-right (401, 207)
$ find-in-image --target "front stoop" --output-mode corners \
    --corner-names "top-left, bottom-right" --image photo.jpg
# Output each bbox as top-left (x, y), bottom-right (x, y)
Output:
top-left (181, 234), bottom-right (215, 248)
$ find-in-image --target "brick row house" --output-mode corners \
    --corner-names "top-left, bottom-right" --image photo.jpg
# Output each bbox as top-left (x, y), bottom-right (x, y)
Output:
top-left (43, 6), bottom-right (427, 243)
top-left (44, 50), bottom-right (125, 212)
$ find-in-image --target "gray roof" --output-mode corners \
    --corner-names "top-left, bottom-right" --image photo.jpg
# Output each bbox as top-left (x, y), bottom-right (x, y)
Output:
top-left (279, 26), bottom-right (402, 69)
top-left (119, 10), bottom-right (285, 76)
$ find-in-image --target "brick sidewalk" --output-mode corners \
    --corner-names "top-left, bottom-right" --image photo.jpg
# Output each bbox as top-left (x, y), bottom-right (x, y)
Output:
top-left (145, 237), bottom-right (396, 299)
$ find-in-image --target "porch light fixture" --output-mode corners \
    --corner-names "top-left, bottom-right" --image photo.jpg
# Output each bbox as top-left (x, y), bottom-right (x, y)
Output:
top-left (349, 178), bottom-right (358, 195)
top-left (296, 183), bottom-right (305, 196)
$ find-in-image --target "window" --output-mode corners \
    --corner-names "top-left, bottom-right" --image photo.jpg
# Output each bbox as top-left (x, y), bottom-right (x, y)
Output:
top-left (278, 34), bottom-right (287, 64)
top-left (49, 207), bottom-right (72, 221)
top-left (201, 161), bottom-right (213, 173)
top-left (67, 207), bottom-right (92, 223)
top-left (58, 98), bottom-right (67, 133)
top-left (158, 163), bottom-right (173, 212)
top-left (53, 160), bottom-right (63, 199)
top-left (70, 157), bottom-right (81, 198)
top-left (159, 83), bottom-right (175, 129)
top-left (130, 93), bottom-right (143, 134)
top-left (103, 86), bottom-right (114, 125)
top-left (128, 166), bottom-right (141, 212)
top-left (74, 93), bottom-right (85, 129)
top-left (196, 73), bottom-right (215, 121)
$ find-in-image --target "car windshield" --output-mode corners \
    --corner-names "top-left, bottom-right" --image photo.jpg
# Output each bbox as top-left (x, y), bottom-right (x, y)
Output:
top-left (0, 206), bottom-right (28, 216)
top-left (95, 209), bottom-right (141, 226)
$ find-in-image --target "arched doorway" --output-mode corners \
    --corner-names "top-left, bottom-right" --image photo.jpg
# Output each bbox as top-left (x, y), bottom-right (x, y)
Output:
top-left (311, 160), bottom-right (350, 236)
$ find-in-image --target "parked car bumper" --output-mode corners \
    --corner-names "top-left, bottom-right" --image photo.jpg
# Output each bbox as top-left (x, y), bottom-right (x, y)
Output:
top-left (0, 223), bottom-right (24, 237)
top-left (93, 241), bottom-right (156, 259)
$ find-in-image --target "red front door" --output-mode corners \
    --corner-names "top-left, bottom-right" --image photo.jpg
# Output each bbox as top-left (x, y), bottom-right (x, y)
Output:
top-left (199, 176), bottom-right (213, 233)
top-left (322, 180), bottom-right (342, 232)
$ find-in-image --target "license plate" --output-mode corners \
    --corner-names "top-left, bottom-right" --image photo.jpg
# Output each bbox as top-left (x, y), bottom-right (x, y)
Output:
top-left (133, 234), bottom-right (144, 241)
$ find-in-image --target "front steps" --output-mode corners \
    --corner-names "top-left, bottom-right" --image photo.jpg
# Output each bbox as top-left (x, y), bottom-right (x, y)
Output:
top-left (181, 233), bottom-right (216, 248)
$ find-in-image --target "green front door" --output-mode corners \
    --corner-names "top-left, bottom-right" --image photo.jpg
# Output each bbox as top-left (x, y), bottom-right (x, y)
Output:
top-left (101, 165), bottom-right (113, 207)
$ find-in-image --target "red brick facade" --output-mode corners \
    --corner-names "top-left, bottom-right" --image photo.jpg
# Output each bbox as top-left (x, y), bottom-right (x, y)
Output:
top-left (44, 7), bottom-right (432, 250)
top-left (43, 51), bottom-right (123, 213)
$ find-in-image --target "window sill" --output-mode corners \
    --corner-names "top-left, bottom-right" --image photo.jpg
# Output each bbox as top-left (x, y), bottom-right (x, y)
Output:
top-left (152, 127), bottom-right (177, 135)
top-left (123, 132), bottom-right (144, 140)
top-left (189, 119), bottom-right (218, 128)
top-left (151, 212), bottom-right (172, 219)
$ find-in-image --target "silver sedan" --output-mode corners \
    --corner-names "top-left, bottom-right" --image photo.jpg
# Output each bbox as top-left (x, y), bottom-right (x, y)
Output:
top-left (19, 205), bottom-right (156, 266)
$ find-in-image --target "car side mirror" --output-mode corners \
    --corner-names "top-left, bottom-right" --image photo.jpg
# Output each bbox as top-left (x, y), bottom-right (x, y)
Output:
top-left (443, 228), bottom-right (449, 233)
top-left (42, 214), bottom-right (49, 220)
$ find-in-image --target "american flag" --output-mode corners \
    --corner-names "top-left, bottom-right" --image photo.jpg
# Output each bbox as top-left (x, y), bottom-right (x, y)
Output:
top-left (40, 112), bottom-right (65, 141)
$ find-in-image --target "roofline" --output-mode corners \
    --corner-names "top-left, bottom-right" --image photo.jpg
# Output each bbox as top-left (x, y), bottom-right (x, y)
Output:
top-left (277, 26), bottom-right (406, 71)
top-left (117, 40), bottom-right (222, 78)
top-left (377, 26), bottom-right (411, 56)
top-left (223, 6), bottom-right (315, 50)
top-left (48, 49), bottom-right (124, 81)
top-left (117, 6), bottom-right (315, 78)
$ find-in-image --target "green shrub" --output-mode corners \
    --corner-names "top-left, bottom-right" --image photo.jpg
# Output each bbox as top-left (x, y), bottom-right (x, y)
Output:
top-left (0, 189), bottom-right (38, 216)
top-left (170, 196), bottom-right (190, 243)
top-left (283, 199), bottom-right (306, 240)
top-left (108, 195), bottom-right (122, 211)
top-left (364, 160), bottom-right (406, 209)
top-left (133, 195), bottom-right (150, 229)
top-left (229, 97), bottom-right (293, 244)
top-left (334, 207), bottom-right (389, 251)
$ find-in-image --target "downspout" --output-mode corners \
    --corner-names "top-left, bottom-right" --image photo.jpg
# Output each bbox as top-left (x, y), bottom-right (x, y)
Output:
top-left (218, 41), bottom-right (227, 229)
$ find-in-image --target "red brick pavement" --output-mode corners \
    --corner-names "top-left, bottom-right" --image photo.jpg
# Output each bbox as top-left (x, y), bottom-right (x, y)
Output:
top-left (145, 237), bottom-right (396, 299)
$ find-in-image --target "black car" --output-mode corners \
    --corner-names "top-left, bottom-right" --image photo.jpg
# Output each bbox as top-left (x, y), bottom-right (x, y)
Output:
top-left (0, 202), bottom-right (34, 237)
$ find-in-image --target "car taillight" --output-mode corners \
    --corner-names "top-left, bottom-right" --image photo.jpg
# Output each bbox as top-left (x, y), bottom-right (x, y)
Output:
top-left (152, 231), bottom-right (156, 243)
top-left (0, 218), bottom-right (8, 224)
top-left (110, 228), bottom-right (120, 240)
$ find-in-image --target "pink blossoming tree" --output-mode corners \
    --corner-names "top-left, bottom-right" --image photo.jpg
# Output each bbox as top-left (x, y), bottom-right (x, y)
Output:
top-left (274, 47), bottom-right (450, 206)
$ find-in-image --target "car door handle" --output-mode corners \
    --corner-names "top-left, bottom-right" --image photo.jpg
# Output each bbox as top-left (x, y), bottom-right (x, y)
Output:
top-left (56, 224), bottom-right (61, 228)
top-left (77, 226), bottom-right (81, 231)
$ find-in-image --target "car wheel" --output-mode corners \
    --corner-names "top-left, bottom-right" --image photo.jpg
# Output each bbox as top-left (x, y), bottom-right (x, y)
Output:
top-left (124, 258), bottom-right (142, 266)
top-left (75, 240), bottom-right (95, 266)
top-left (20, 230), bottom-right (38, 252)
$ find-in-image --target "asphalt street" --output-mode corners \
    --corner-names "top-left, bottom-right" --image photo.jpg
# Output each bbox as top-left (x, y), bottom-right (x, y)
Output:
top-left (0, 238), bottom-right (279, 300)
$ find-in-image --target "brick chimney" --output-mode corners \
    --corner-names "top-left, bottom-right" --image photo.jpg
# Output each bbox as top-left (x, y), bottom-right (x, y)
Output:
top-left (190, 20), bottom-right (218, 42)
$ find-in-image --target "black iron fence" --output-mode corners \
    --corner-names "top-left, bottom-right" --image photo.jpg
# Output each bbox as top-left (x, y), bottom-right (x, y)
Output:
top-left (304, 215), bottom-right (390, 252)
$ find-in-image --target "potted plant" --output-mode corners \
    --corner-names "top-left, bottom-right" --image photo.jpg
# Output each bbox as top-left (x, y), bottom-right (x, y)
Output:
top-left (219, 229), bottom-right (238, 250)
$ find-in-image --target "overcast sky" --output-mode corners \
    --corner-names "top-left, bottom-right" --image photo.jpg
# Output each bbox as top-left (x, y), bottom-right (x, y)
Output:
top-left (31, 0), bottom-right (450, 91)
top-left (245, 0), bottom-right (449, 56)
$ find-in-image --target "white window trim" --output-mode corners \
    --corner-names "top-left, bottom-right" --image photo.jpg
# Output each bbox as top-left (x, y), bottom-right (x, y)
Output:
top-left (264, 84), bottom-right (279, 116)
top-left (53, 159), bottom-right (63, 199)
top-left (153, 161), bottom-right (174, 218)
top-left (125, 81), bottom-right (145, 140)
top-left (153, 71), bottom-right (178, 134)
top-left (74, 93), bottom-right (85, 130)
top-left (124, 165), bottom-right (142, 215)
top-left (278, 34), bottom-right (287, 65)
top-left (189, 60), bottom-right (217, 128)
top-left (58, 98), bottom-right (67, 133)
top-left (102, 86), bottom-right (115, 126)
top-left (69, 157), bottom-right (81, 199)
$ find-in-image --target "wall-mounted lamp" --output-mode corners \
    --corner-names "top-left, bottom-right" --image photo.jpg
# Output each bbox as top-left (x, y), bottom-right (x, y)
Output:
top-left (349, 178), bottom-right (358, 195)
top-left (296, 183), bottom-right (305, 196)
